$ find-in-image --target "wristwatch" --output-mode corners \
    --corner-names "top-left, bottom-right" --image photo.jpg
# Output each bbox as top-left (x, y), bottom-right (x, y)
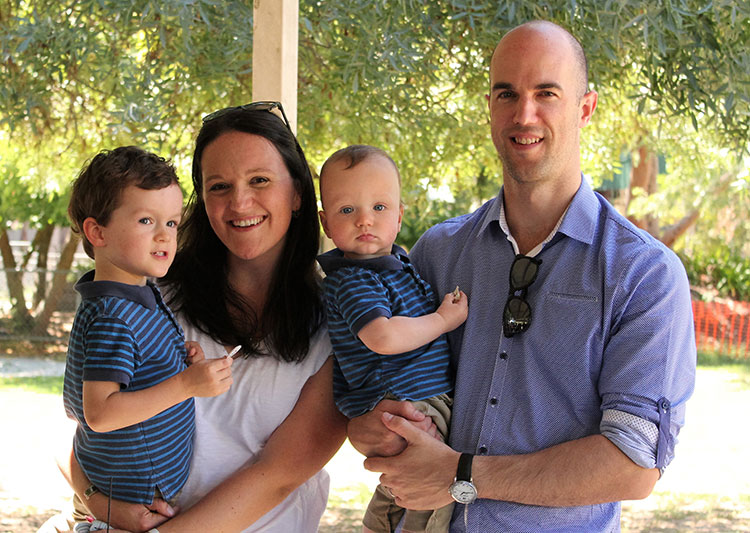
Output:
top-left (449, 452), bottom-right (478, 504)
top-left (83, 484), bottom-right (100, 500)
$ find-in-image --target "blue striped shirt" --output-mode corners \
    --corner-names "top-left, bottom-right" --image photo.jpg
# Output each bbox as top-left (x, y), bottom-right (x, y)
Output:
top-left (318, 246), bottom-right (453, 418)
top-left (63, 270), bottom-right (194, 504)
top-left (411, 180), bottom-right (696, 532)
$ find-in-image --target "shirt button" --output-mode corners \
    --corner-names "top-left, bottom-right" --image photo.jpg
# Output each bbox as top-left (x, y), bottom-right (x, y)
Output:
top-left (478, 446), bottom-right (488, 455)
top-left (499, 352), bottom-right (508, 360)
top-left (490, 397), bottom-right (498, 406)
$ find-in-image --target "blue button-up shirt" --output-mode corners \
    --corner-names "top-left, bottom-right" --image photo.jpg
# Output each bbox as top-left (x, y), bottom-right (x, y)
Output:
top-left (410, 180), bottom-right (696, 532)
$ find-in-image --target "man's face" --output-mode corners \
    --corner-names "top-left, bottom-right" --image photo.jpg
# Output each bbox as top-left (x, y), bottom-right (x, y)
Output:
top-left (487, 25), bottom-right (596, 186)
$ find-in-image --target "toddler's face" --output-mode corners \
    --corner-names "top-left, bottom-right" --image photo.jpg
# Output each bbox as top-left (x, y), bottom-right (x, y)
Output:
top-left (319, 156), bottom-right (403, 260)
top-left (91, 183), bottom-right (183, 285)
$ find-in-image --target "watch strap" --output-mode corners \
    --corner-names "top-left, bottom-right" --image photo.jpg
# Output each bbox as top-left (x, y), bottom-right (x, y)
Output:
top-left (456, 452), bottom-right (474, 481)
top-left (83, 484), bottom-right (100, 500)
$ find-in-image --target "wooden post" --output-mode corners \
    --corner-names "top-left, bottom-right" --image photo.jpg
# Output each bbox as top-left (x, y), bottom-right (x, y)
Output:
top-left (252, 0), bottom-right (299, 133)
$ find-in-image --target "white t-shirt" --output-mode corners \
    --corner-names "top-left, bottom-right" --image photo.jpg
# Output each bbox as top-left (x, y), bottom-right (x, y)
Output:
top-left (177, 318), bottom-right (333, 532)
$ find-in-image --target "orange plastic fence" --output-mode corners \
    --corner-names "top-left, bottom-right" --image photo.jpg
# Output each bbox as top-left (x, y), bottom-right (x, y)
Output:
top-left (692, 299), bottom-right (750, 358)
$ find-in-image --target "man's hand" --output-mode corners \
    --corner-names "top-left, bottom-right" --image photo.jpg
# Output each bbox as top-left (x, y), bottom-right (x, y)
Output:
top-left (364, 412), bottom-right (459, 510)
top-left (347, 399), bottom-right (438, 457)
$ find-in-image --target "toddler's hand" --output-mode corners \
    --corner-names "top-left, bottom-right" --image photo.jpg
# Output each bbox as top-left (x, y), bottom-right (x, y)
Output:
top-left (436, 288), bottom-right (468, 332)
top-left (184, 341), bottom-right (205, 365)
top-left (180, 356), bottom-right (233, 398)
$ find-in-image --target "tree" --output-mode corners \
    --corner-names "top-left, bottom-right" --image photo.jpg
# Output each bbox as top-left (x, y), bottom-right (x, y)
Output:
top-left (297, 0), bottom-right (749, 245)
top-left (1, 0), bottom-right (256, 334)
top-left (1, 0), bottom-right (749, 335)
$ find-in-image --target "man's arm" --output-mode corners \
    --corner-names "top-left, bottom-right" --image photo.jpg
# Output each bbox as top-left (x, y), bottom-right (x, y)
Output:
top-left (357, 290), bottom-right (467, 355)
top-left (83, 356), bottom-right (232, 432)
top-left (365, 413), bottom-right (659, 510)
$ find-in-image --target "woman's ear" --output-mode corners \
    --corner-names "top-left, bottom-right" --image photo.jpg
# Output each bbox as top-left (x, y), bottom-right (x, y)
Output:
top-left (82, 217), bottom-right (107, 248)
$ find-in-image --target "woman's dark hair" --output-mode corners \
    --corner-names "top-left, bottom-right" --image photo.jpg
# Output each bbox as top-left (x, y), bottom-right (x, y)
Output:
top-left (162, 108), bottom-right (324, 362)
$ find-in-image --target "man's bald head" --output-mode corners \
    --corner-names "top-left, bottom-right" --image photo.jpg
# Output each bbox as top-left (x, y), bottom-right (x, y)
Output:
top-left (493, 20), bottom-right (589, 100)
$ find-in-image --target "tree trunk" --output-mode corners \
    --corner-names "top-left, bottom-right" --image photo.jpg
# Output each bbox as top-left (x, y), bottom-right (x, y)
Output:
top-left (0, 227), bottom-right (32, 327)
top-left (660, 210), bottom-right (701, 248)
top-left (33, 223), bottom-right (54, 309)
top-left (32, 228), bottom-right (80, 336)
top-left (627, 145), bottom-right (660, 236)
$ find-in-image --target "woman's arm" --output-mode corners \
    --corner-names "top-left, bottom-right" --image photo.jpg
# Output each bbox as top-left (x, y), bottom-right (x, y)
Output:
top-left (57, 445), bottom-right (175, 532)
top-left (156, 356), bottom-right (347, 532)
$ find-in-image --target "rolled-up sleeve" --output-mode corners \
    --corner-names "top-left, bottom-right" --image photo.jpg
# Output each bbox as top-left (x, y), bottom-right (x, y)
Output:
top-left (599, 246), bottom-right (696, 473)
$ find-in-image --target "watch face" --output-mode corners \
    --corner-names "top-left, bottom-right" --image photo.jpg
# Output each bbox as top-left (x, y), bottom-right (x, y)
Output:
top-left (450, 479), bottom-right (477, 504)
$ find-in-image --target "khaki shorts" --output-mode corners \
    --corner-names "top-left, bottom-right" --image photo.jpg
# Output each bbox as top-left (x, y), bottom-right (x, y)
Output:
top-left (362, 393), bottom-right (454, 533)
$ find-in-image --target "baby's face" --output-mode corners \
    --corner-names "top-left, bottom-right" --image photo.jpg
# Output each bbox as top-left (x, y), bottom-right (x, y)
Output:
top-left (319, 156), bottom-right (403, 260)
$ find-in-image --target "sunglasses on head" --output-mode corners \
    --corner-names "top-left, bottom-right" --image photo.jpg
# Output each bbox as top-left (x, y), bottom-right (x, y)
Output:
top-left (202, 100), bottom-right (291, 131)
top-left (503, 254), bottom-right (542, 338)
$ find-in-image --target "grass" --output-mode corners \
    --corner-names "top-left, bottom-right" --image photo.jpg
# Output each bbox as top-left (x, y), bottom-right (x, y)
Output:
top-left (2, 351), bottom-right (750, 531)
top-left (319, 483), bottom-right (372, 532)
top-left (697, 350), bottom-right (750, 390)
top-left (621, 492), bottom-right (750, 532)
top-left (0, 375), bottom-right (63, 395)
top-left (319, 487), bottom-right (750, 532)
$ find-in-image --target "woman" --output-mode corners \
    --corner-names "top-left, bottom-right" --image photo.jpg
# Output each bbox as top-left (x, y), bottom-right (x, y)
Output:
top-left (55, 102), bottom-right (347, 532)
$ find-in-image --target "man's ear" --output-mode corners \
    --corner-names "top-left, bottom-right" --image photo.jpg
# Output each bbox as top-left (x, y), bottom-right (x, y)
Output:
top-left (579, 90), bottom-right (598, 127)
top-left (82, 217), bottom-right (107, 248)
top-left (319, 210), bottom-right (331, 238)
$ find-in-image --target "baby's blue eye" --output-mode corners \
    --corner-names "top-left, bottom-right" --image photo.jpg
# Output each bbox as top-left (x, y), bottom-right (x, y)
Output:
top-left (167, 220), bottom-right (178, 228)
top-left (374, 204), bottom-right (385, 211)
top-left (340, 207), bottom-right (354, 214)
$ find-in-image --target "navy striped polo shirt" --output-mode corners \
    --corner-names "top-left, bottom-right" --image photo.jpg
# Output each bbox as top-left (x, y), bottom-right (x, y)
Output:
top-left (318, 245), bottom-right (453, 418)
top-left (63, 270), bottom-right (194, 504)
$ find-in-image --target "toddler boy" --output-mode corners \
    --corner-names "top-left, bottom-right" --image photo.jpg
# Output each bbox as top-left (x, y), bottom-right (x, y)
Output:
top-left (317, 145), bottom-right (467, 533)
top-left (63, 146), bottom-right (233, 531)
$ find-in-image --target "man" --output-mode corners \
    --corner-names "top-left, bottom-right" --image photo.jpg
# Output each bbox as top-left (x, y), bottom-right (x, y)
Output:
top-left (348, 20), bottom-right (696, 532)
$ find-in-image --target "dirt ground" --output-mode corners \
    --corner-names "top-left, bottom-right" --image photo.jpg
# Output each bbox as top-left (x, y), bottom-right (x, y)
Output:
top-left (2, 367), bottom-right (749, 532)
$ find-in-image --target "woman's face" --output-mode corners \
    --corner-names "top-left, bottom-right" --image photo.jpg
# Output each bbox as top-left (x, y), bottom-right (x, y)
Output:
top-left (200, 130), bottom-right (301, 269)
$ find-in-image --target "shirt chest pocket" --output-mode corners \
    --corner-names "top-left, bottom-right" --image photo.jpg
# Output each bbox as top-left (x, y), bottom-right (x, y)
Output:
top-left (534, 290), bottom-right (605, 373)
top-left (542, 290), bottom-right (602, 328)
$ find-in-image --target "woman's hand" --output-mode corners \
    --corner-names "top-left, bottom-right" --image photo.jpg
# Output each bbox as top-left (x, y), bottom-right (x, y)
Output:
top-left (57, 444), bottom-right (176, 532)
top-left (149, 357), bottom-right (347, 532)
top-left (85, 493), bottom-right (176, 532)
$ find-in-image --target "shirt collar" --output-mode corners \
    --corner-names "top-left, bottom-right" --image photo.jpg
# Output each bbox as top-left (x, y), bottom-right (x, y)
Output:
top-left (486, 175), bottom-right (600, 255)
top-left (317, 244), bottom-right (410, 275)
top-left (557, 176), bottom-right (598, 246)
top-left (74, 270), bottom-right (159, 310)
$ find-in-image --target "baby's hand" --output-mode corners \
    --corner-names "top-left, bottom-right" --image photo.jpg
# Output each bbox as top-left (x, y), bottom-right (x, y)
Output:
top-left (436, 287), bottom-right (468, 332)
top-left (180, 356), bottom-right (233, 398)
top-left (184, 341), bottom-right (205, 365)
